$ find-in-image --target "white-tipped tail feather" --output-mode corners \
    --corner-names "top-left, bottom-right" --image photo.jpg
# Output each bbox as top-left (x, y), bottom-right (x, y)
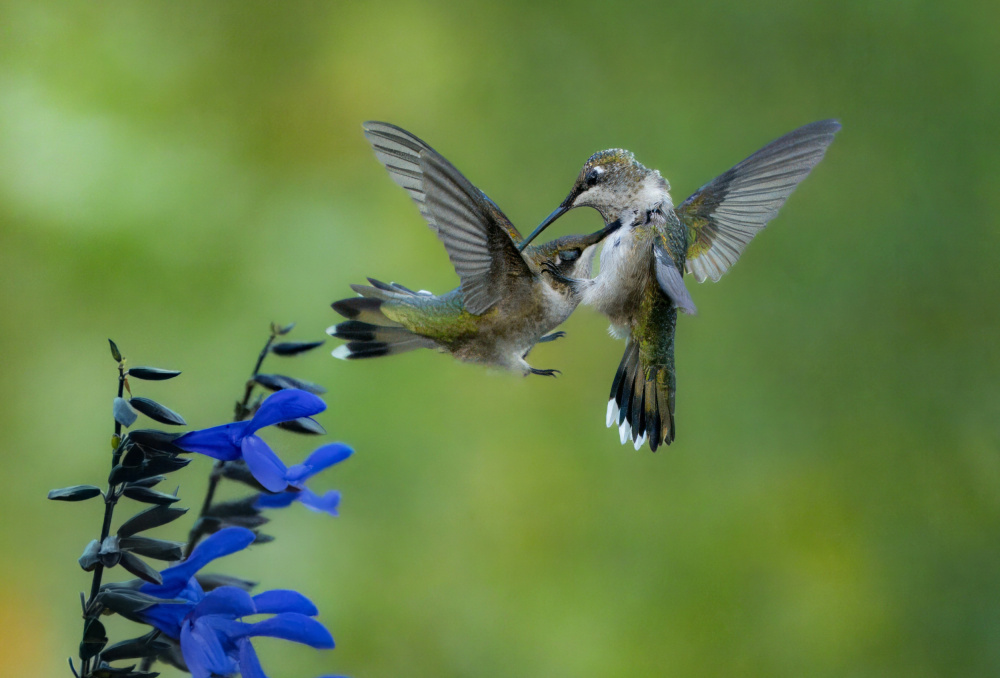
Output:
top-left (618, 420), bottom-right (631, 445)
top-left (607, 337), bottom-right (675, 452)
top-left (329, 286), bottom-right (435, 361)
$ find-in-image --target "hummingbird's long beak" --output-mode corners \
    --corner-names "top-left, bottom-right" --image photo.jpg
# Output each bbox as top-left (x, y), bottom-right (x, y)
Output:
top-left (517, 203), bottom-right (570, 252)
top-left (582, 217), bottom-right (623, 246)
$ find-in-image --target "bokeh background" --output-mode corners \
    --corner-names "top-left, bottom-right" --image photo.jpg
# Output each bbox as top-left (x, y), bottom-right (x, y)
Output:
top-left (2, 1), bottom-right (998, 676)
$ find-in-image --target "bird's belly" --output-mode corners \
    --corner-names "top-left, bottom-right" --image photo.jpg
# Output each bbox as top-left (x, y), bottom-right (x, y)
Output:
top-left (585, 232), bottom-right (650, 327)
top-left (451, 297), bottom-right (552, 370)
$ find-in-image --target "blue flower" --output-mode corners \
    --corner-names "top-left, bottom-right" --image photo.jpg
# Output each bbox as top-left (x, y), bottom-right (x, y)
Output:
top-left (255, 442), bottom-right (353, 516)
top-left (179, 591), bottom-right (333, 678)
top-left (175, 389), bottom-right (326, 491)
top-left (137, 528), bottom-right (336, 678)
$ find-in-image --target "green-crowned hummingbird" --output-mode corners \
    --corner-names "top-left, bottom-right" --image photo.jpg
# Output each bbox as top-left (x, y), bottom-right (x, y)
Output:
top-left (524, 120), bottom-right (840, 450)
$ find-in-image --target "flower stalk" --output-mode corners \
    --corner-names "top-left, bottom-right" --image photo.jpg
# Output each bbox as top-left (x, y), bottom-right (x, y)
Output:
top-left (185, 324), bottom-right (280, 558)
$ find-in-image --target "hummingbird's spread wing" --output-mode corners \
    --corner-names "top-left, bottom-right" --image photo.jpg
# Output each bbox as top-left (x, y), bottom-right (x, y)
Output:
top-left (363, 121), bottom-right (436, 227)
top-left (420, 151), bottom-right (533, 315)
top-left (362, 121), bottom-right (524, 244)
top-left (676, 119), bottom-right (840, 283)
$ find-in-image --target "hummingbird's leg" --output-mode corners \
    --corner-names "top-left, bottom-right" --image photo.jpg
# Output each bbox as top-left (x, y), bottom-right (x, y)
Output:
top-left (522, 332), bottom-right (565, 360)
top-left (529, 367), bottom-right (561, 378)
top-left (537, 331), bottom-right (566, 343)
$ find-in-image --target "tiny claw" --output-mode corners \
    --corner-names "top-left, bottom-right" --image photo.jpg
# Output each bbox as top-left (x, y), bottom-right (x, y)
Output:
top-left (541, 262), bottom-right (580, 291)
top-left (529, 367), bottom-right (561, 378)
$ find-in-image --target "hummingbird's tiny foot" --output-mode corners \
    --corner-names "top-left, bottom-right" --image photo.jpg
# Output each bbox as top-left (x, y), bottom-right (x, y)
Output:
top-left (540, 261), bottom-right (580, 290)
top-left (538, 331), bottom-right (566, 343)
top-left (529, 367), bottom-right (561, 378)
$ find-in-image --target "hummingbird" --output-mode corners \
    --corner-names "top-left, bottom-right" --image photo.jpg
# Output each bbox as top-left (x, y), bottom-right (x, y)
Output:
top-left (328, 122), bottom-right (620, 376)
top-left (521, 120), bottom-right (841, 450)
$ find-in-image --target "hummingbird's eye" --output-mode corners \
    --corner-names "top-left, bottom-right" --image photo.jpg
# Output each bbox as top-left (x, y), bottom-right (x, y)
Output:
top-left (584, 166), bottom-right (604, 187)
top-left (560, 248), bottom-right (582, 262)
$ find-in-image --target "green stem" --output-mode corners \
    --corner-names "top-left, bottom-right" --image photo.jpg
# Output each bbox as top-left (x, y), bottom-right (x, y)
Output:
top-left (81, 360), bottom-right (126, 676)
top-left (182, 329), bottom-right (277, 558)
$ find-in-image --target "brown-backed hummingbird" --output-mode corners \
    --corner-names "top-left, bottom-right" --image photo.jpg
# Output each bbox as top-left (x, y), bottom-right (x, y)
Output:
top-left (329, 122), bottom-right (620, 376)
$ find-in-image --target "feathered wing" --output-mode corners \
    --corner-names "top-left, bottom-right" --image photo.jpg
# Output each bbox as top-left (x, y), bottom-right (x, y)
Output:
top-left (362, 121), bottom-right (523, 244)
top-left (677, 119), bottom-right (841, 283)
top-left (362, 121), bottom-right (437, 227)
top-left (653, 218), bottom-right (697, 315)
top-left (419, 151), bottom-right (533, 315)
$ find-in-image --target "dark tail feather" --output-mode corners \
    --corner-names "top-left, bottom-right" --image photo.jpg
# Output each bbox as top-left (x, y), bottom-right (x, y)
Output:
top-left (329, 291), bottom-right (434, 360)
top-left (606, 339), bottom-right (675, 451)
top-left (365, 277), bottom-right (430, 297)
top-left (331, 296), bottom-right (389, 325)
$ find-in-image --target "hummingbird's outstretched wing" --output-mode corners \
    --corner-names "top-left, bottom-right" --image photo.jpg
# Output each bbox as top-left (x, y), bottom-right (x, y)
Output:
top-left (362, 121), bottom-right (524, 244)
top-left (363, 121), bottom-right (436, 228)
top-left (419, 151), bottom-right (533, 315)
top-left (676, 119), bottom-right (840, 283)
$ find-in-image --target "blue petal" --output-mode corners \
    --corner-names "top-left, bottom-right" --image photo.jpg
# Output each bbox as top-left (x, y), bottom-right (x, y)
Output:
top-left (192, 586), bottom-right (256, 619)
top-left (283, 464), bottom-right (310, 485)
top-left (196, 615), bottom-right (252, 655)
top-left (145, 527), bottom-right (255, 597)
top-left (246, 613), bottom-right (334, 649)
top-left (140, 576), bottom-right (204, 604)
top-left (238, 638), bottom-right (268, 678)
top-left (242, 435), bottom-right (289, 492)
top-left (254, 490), bottom-right (299, 510)
top-left (298, 489), bottom-right (341, 516)
top-left (171, 578), bottom-right (206, 603)
top-left (285, 443), bottom-right (353, 484)
top-left (174, 422), bottom-right (247, 460)
top-left (136, 601), bottom-right (194, 639)
top-left (246, 389), bottom-right (326, 435)
top-left (181, 618), bottom-right (232, 678)
top-left (253, 590), bottom-right (319, 616)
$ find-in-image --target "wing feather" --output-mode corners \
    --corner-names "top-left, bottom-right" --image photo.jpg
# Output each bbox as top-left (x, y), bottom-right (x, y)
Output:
top-left (677, 119), bottom-right (840, 282)
top-left (363, 122), bottom-right (437, 227)
top-left (420, 152), bottom-right (532, 315)
top-left (362, 121), bottom-right (524, 243)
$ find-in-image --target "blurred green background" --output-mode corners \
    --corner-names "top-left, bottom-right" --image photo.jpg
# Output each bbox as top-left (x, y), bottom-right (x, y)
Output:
top-left (2, 1), bottom-right (998, 676)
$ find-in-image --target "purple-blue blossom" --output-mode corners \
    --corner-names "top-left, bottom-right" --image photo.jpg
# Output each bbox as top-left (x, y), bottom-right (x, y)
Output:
top-left (137, 527), bottom-right (336, 678)
top-left (174, 389), bottom-right (326, 491)
top-left (256, 442), bottom-right (353, 516)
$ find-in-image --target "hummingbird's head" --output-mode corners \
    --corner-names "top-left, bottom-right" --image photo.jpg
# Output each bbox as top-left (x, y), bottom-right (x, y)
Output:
top-left (527, 220), bottom-right (623, 296)
top-left (518, 149), bottom-right (670, 250)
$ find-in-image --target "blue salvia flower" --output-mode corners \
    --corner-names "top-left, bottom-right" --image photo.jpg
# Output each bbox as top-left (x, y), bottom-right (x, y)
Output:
top-left (174, 389), bottom-right (326, 491)
top-left (137, 527), bottom-right (337, 678)
top-left (255, 442), bottom-right (353, 516)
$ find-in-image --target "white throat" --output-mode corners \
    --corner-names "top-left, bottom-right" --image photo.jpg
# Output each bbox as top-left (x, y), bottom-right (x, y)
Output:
top-left (636, 173), bottom-right (673, 213)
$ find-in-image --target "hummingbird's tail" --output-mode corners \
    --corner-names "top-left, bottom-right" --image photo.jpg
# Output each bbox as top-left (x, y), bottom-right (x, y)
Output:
top-left (328, 280), bottom-right (436, 360)
top-left (606, 338), bottom-right (676, 452)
